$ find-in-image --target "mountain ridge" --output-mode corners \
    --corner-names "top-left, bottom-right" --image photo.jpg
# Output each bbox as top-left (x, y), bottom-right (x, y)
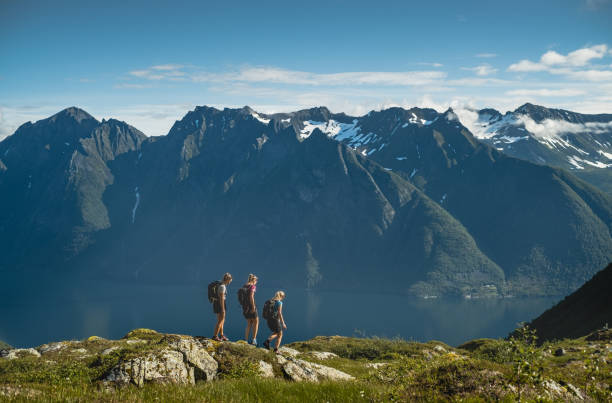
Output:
top-left (1, 104), bottom-right (611, 298)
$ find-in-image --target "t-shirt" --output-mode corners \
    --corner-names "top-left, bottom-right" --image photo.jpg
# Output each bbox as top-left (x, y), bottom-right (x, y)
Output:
top-left (274, 300), bottom-right (282, 315)
top-left (218, 283), bottom-right (227, 299)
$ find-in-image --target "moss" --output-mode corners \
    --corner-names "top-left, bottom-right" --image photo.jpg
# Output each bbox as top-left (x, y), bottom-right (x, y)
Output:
top-left (288, 336), bottom-right (443, 360)
top-left (1, 330), bottom-right (611, 401)
top-left (122, 328), bottom-right (161, 341)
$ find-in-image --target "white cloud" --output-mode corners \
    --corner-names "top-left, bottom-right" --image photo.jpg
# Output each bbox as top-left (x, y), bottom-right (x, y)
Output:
top-left (516, 115), bottom-right (612, 137)
top-left (151, 64), bottom-right (184, 71)
top-left (461, 64), bottom-right (498, 76)
top-left (508, 60), bottom-right (549, 72)
top-left (129, 65), bottom-right (447, 87)
top-left (505, 88), bottom-right (585, 97)
top-left (508, 45), bottom-right (612, 81)
top-left (476, 53), bottom-right (497, 58)
top-left (541, 45), bottom-right (607, 67)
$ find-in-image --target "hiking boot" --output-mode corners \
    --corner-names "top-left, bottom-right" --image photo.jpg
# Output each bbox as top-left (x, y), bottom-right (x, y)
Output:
top-left (220, 335), bottom-right (229, 341)
top-left (273, 348), bottom-right (279, 354)
top-left (263, 339), bottom-right (270, 349)
top-left (212, 336), bottom-right (222, 342)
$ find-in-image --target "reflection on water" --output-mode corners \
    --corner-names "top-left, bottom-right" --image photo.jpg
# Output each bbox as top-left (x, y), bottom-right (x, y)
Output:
top-left (0, 281), bottom-right (559, 348)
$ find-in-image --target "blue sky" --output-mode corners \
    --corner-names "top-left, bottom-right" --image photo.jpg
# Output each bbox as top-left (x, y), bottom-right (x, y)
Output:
top-left (1, 0), bottom-right (611, 137)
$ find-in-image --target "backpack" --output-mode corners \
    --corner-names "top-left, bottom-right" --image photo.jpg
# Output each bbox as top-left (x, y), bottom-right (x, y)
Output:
top-left (237, 285), bottom-right (250, 308)
top-left (207, 281), bottom-right (222, 303)
top-left (262, 299), bottom-right (276, 320)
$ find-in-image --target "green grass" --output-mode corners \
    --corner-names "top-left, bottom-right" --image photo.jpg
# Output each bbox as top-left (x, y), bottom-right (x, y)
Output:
top-left (1, 330), bottom-right (611, 402)
top-left (287, 335), bottom-right (445, 360)
top-left (0, 378), bottom-right (380, 402)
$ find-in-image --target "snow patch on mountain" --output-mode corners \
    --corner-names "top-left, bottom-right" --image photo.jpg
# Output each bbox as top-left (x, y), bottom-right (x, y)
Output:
top-left (251, 112), bottom-right (270, 125)
top-left (300, 120), bottom-right (355, 139)
top-left (598, 150), bottom-right (612, 160)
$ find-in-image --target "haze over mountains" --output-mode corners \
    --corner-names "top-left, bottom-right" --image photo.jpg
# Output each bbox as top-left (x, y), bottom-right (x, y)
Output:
top-left (0, 104), bottom-right (610, 298)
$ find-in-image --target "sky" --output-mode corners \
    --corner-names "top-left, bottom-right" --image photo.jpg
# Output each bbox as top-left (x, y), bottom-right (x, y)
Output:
top-left (1, 0), bottom-right (611, 137)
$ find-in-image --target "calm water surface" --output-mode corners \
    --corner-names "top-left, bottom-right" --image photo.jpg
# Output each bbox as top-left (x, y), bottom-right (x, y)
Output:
top-left (0, 282), bottom-right (559, 348)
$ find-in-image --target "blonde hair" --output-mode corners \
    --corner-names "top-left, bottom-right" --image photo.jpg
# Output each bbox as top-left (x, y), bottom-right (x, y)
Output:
top-left (223, 273), bottom-right (233, 282)
top-left (247, 273), bottom-right (258, 283)
top-left (272, 290), bottom-right (285, 301)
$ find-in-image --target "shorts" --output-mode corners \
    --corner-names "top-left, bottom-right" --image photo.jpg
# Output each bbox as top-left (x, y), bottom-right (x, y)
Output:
top-left (267, 318), bottom-right (282, 333)
top-left (243, 307), bottom-right (258, 320)
top-left (213, 300), bottom-right (226, 314)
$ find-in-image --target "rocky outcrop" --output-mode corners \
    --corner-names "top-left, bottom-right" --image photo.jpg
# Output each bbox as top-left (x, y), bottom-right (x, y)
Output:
top-left (275, 354), bottom-right (354, 382)
top-left (103, 334), bottom-right (218, 386)
top-left (258, 360), bottom-right (275, 378)
top-left (1, 329), bottom-right (356, 388)
top-left (308, 351), bottom-right (339, 360)
top-left (0, 348), bottom-right (41, 360)
top-left (105, 349), bottom-right (192, 386)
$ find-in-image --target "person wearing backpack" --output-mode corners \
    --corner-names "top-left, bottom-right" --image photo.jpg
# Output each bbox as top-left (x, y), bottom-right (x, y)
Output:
top-left (210, 273), bottom-right (232, 341)
top-left (263, 291), bottom-right (287, 353)
top-left (238, 274), bottom-right (259, 346)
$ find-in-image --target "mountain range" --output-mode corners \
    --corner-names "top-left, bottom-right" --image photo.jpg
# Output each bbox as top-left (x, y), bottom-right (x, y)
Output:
top-left (458, 103), bottom-right (612, 194)
top-left (0, 104), bottom-right (610, 298)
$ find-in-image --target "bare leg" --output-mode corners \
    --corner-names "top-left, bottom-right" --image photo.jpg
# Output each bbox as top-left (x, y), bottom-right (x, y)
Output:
top-left (252, 317), bottom-right (259, 340)
top-left (274, 331), bottom-right (283, 349)
top-left (214, 312), bottom-right (225, 337)
top-left (245, 319), bottom-right (253, 341)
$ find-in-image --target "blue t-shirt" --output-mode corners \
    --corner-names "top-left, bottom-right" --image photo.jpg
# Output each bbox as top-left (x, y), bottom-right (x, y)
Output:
top-left (274, 300), bottom-right (282, 316)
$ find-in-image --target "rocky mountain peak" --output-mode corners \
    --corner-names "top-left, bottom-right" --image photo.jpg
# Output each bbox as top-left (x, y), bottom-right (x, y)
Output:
top-left (49, 107), bottom-right (98, 125)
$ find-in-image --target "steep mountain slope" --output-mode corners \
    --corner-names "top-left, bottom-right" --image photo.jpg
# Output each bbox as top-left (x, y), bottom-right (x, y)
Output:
top-left (529, 262), bottom-right (612, 342)
top-left (285, 106), bottom-right (612, 296)
top-left (0, 108), bottom-right (146, 271)
top-left (81, 106), bottom-right (503, 296)
top-left (456, 103), bottom-right (612, 193)
top-left (0, 105), bottom-right (610, 298)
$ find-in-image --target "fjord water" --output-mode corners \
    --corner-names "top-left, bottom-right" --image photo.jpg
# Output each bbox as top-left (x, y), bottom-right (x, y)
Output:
top-left (0, 281), bottom-right (558, 348)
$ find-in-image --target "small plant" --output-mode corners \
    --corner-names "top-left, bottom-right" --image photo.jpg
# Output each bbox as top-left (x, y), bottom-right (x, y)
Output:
top-left (508, 324), bottom-right (543, 402)
top-left (222, 360), bottom-right (260, 379)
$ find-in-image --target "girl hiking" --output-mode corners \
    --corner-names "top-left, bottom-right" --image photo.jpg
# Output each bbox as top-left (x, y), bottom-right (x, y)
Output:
top-left (211, 273), bottom-right (232, 341)
top-left (241, 274), bottom-right (259, 346)
top-left (263, 291), bottom-right (287, 353)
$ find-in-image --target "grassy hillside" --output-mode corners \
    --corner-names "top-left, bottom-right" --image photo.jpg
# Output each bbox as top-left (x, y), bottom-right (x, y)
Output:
top-left (0, 329), bottom-right (610, 401)
top-left (0, 341), bottom-right (10, 350)
top-left (530, 262), bottom-right (612, 342)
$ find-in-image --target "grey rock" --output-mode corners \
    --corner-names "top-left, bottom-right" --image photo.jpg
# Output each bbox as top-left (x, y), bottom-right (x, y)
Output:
top-left (278, 355), bottom-right (354, 382)
top-left (433, 345), bottom-right (447, 353)
top-left (71, 348), bottom-right (88, 355)
top-left (101, 346), bottom-right (120, 356)
top-left (365, 362), bottom-right (388, 369)
top-left (126, 339), bottom-right (147, 345)
top-left (258, 360), bottom-right (274, 378)
top-left (309, 351), bottom-right (339, 360)
top-left (167, 336), bottom-right (218, 381)
top-left (0, 348), bottom-right (41, 360)
top-left (542, 379), bottom-right (585, 401)
top-left (105, 349), bottom-right (192, 387)
top-left (37, 342), bottom-right (66, 354)
top-left (277, 346), bottom-right (300, 357)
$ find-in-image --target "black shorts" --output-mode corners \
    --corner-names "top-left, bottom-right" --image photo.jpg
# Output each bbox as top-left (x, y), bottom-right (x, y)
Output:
top-left (267, 318), bottom-right (282, 333)
top-left (213, 300), bottom-right (226, 314)
top-left (243, 307), bottom-right (258, 320)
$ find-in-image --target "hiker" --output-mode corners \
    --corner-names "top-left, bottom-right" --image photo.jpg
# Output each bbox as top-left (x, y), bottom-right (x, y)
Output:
top-left (210, 273), bottom-right (233, 341)
top-left (263, 291), bottom-right (287, 353)
top-left (239, 274), bottom-right (259, 346)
